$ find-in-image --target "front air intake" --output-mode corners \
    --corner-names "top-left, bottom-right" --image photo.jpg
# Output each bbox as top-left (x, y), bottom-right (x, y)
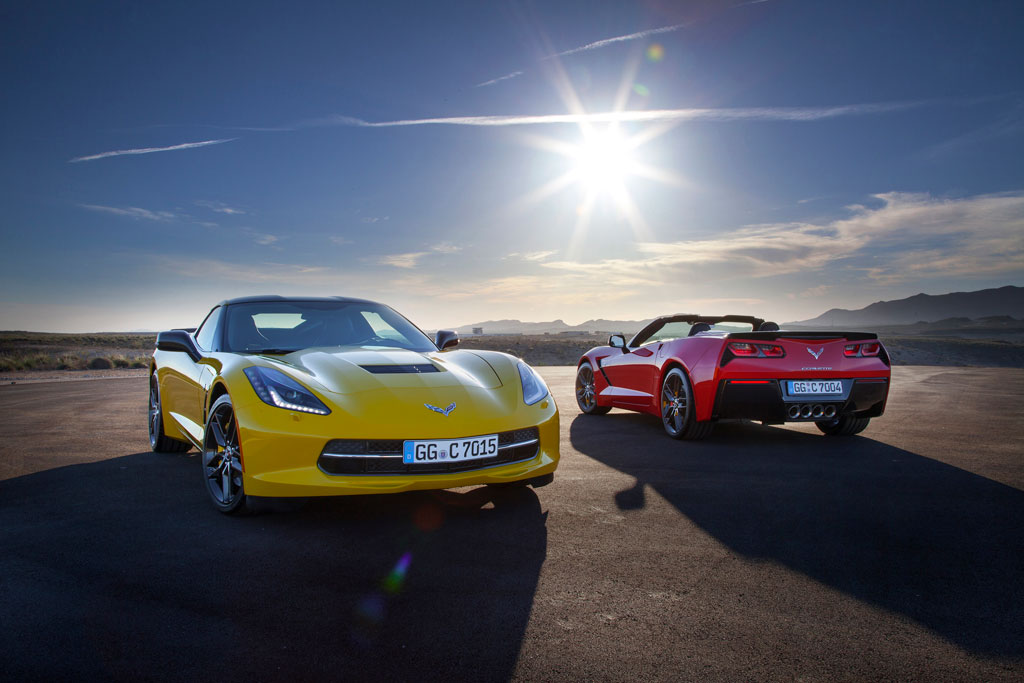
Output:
top-left (359, 364), bottom-right (440, 374)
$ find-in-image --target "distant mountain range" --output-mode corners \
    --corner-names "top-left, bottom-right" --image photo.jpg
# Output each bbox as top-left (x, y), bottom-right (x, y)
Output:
top-left (453, 285), bottom-right (1024, 336)
top-left (785, 285), bottom-right (1024, 327)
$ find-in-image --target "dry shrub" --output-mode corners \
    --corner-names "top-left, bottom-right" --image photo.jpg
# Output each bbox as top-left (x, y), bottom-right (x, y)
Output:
top-left (88, 357), bottom-right (114, 370)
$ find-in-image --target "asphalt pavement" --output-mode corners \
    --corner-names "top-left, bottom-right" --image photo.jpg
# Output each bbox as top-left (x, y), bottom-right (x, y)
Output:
top-left (1, 366), bottom-right (1022, 681)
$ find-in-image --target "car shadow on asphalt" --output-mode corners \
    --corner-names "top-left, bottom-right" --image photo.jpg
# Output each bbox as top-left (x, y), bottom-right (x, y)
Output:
top-left (569, 412), bottom-right (1024, 658)
top-left (0, 452), bottom-right (547, 682)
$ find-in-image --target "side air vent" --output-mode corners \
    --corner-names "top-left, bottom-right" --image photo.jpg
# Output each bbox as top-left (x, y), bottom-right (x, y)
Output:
top-left (359, 364), bottom-right (440, 374)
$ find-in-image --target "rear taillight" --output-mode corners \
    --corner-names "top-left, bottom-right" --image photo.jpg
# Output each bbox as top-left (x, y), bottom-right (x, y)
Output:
top-left (844, 342), bottom-right (882, 357)
top-left (729, 342), bottom-right (759, 356)
top-left (860, 342), bottom-right (881, 357)
top-left (727, 342), bottom-right (786, 358)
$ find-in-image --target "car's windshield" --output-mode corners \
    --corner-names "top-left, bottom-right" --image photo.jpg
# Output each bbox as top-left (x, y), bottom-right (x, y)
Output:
top-left (634, 319), bottom-right (757, 346)
top-left (223, 301), bottom-right (435, 353)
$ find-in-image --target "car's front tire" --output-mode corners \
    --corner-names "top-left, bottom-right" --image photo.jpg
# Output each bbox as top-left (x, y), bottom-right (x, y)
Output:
top-left (816, 415), bottom-right (871, 436)
top-left (202, 394), bottom-right (247, 514)
top-left (575, 362), bottom-right (610, 415)
top-left (149, 372), bottom-right (191, 453)
top-left (661, 368), bottom-right (713, 440)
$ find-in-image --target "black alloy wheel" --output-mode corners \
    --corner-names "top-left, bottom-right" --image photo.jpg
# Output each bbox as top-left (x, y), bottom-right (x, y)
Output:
top-left (660, 368), bottom-right (713, 440)
top-left (149, 372), bottom-right (191, 452)
top-left (202, 394), bottom-right (247, 514)
top-left (575, 362), bottom-right (610, 415)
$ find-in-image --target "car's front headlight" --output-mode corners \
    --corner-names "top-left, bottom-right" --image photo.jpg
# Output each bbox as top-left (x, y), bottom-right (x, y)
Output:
top-left (517, 360), bottom-right (549, 405)
top-left (243, 366), bottom-right (331, 415)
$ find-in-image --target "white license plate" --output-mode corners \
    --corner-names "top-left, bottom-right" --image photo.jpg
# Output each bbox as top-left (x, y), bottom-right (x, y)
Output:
top-left (789, 380), bottom-right (843, 395)
top-left (403, 435), bottom-right (499, 464)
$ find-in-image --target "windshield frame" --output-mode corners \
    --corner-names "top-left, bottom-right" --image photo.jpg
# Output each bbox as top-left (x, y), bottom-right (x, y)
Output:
top-left (629, 314), bottom-right (765, 347)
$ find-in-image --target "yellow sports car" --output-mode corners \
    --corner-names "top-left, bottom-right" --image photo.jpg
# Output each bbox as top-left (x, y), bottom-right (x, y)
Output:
top-left (149, 296), bottom-right (559, 513)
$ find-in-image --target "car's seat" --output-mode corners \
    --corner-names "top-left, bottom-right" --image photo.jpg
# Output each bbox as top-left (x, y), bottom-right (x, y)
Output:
top-left (758, 321), bottom-right (780, 331)
top-left (320, 313), bottom-right (377, 346)
top-left (319, 315), bottom-right (357, 346)
top-left (227, 314), bottom-right (267, 350)
top-left (688, 322), bottom-right (711, 336)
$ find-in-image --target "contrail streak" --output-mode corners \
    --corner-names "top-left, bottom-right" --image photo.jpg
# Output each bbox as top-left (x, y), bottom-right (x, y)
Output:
top-left (69, 138), bottom-right (236, 163)
top-left (323, 102), bottom-right (920, 129)
top-left (544, 23), bottom-right (689, 59)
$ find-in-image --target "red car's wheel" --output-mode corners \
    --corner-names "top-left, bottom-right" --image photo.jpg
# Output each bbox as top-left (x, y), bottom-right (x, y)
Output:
top-left (816, 415), bottom-right (870, 436)
top-left (575, 362), bottom-right (610, 415)
top-left (661, 368), bottom-right (712, 440)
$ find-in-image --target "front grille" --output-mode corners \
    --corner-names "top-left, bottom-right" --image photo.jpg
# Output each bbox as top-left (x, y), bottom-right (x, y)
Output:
top-left (318, 427), bottom-right (540, 476)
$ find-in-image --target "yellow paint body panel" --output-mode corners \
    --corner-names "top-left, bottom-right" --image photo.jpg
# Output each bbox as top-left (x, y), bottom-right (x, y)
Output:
top-left (154, 345), bottom-right (559, 497)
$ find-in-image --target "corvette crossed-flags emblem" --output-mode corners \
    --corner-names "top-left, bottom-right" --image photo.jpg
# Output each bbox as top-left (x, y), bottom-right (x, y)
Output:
top-left (425, 402), bottom-right (456, 417)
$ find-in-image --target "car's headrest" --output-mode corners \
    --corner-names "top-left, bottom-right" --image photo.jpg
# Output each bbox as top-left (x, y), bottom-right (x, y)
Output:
top-left (227, 313), bottom-right (265, 350)
top-left (688, 322), bottom-right (711, 336)
top-left (758, 321), bottom-right (780, 331)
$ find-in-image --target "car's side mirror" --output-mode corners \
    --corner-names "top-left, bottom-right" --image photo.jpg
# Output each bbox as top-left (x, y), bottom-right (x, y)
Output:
top-left (609, 334), bottom-right (628, 351)
top-left (435, 329), bottom-right (460, 351)
top-left (156, 330), bottom-right (202, 362)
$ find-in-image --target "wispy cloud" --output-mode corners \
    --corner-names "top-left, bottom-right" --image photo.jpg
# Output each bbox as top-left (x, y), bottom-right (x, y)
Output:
top-left (505, 250), bottom-right (557, 262)
top-left (920, 105), bottom-right (1024, 159)
top-left (329, 235), bottom-right (352, 246)
top-left (248, 232), bottom-right (279, 246)
top-left (196, 200), bottom-right (246, 215)
top-left (476, 71), bottom-right (524, 88)
top-left (159, 258), bottom-right (336, 285)
top-left (80, 204), bottom-right (177, 221)
top-left (538, 191), bottom-right (1024, 286)
top-left (69, 138), bottom-right (235, 163)
top-left (544, 23), bottom-right (688, 60)
top-left (380, 252), bottom-right (429, 269)
top-left (430, 242), bottom-right (462, 254)
top-left (379, 243), bottom-right (463, 268)
top-left (360, 215), bottom-right (389, 224)
top-left (319, 102), bottom-right (921, 129)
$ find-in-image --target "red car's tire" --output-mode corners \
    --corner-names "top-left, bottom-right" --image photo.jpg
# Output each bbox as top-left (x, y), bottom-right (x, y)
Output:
top-left (576, 362), bottom-right (611, 415)
top-left (149, 373), bottom-right (192, 453)
top-left (816, 415), bottom-right (871, 436)
top-left (661, 368), bottom-right (712, 440)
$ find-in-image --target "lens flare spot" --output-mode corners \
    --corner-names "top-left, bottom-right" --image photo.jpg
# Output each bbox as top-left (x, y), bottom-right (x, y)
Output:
top-left (381, 551), bottom-right (413, 595)
top-left (646, 43), bottom-right (664, 62)
top-left (413, 503), bottom-right (444, 532)
top-left (632, 83), bottom-right (650, 97)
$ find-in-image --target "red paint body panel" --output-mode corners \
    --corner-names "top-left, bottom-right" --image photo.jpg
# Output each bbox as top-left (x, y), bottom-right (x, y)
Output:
top-left (578, 326), bottom-right (891, 423)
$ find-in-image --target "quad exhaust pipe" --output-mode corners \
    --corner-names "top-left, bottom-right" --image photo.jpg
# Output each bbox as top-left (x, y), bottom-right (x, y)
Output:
top-left (787, 404), bottom-right (838, 420)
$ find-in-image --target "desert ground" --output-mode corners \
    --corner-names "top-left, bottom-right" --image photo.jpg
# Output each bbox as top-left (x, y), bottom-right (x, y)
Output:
top-left (1, 366), bottom-right (1021, 681)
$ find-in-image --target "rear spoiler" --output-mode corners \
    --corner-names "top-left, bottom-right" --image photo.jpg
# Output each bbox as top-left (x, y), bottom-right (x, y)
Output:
top-left (725, 330), bottom-right (879, 341)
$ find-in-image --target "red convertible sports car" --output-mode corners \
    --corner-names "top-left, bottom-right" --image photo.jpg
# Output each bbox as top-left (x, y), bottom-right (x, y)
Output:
top-left (575, 314), bottom-right (890, 439)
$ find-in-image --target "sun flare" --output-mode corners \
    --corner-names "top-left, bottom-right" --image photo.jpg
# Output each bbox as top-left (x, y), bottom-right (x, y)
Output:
top-left (570, 127), bottom-right (635, 192)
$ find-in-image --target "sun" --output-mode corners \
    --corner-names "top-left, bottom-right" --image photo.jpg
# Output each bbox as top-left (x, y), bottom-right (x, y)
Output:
top-left (570, 126), bottom-right (635, 192)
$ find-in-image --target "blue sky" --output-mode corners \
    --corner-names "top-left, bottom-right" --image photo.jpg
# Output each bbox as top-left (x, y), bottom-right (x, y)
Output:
top-left (1, 0), bottom-right (1022, 332)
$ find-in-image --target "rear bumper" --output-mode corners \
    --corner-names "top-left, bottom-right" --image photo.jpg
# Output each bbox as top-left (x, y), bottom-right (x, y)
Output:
top-left (712, 378), bottom-right (889, 423)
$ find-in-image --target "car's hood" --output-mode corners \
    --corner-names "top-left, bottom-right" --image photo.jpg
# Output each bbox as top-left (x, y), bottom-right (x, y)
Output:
top-left (243, 347), bottom-right (528, 429)
top-left (252, 346), bottom-right (505, 394)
